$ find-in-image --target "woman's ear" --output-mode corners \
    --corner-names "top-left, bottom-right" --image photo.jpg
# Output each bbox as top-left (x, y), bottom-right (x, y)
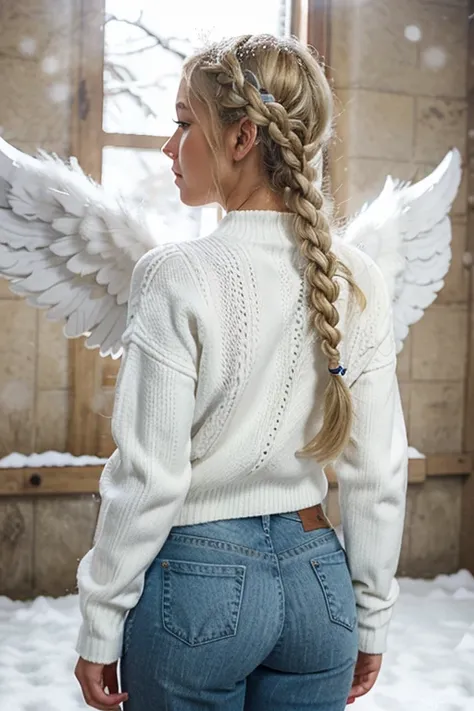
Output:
top-left (229, 117), bottom-right (259, 162)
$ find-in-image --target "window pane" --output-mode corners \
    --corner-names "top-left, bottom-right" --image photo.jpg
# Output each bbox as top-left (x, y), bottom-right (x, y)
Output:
top-left (101, 146), bottom-right (219, 243)
top-left (103, 0), bottom-right (291, 136)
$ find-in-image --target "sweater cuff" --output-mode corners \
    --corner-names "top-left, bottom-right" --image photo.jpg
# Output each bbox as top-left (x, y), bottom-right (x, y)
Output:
top-left (75, 618), bottom-right (124, 664)
top-left (357, 620), bottom-right (390, 655)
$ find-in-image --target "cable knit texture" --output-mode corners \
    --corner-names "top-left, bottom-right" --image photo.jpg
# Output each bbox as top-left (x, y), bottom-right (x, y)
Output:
top-left (76, 211), bottom-right (408, 663)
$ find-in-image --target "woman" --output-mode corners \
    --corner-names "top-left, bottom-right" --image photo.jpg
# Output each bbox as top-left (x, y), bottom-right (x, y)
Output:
top-left (75, 33), bottom-right (408, 711)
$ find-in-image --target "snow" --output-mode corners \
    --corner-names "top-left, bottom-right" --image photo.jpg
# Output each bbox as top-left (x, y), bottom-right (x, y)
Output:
top-left (407, 446), bottom-right (425, 459)
top-left (0, 448), bottom-right (426, 470)
top-left (0, 572), bottom-right (473, 711)
top-left (422, 47), bottom-right (448, 72)
top-left (48, 83), bottom-right (71, 104)
top-left (17, 37), bottom-right (37, 57)
top-left (0, 452), bottom-right (108, 469)
top-left (404, 25), bottom-right (422, 43)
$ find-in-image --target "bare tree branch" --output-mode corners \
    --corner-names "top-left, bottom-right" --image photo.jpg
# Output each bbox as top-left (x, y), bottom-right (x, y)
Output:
top-left (105, 60), bottom-right (135, 82)
top-left (107, 41), bottom-right (159, 56)
top-left (103, 14), bottom-right (191, 127)
top-left (104, 62), bottom-right (158, 118)
top-left (105, 13), bottom-right (188, 61)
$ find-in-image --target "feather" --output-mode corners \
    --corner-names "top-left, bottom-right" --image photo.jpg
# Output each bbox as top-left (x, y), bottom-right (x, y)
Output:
top-left (86, 307), bottom-right (123, 354)
top-left (49, 235), bottom-right (84, 257)
top-left (52, 216), bottom-right (82, 236)
top-left (66, 251), bottom-right (106, 277)
top-left (0, 209), bottom-right (56, 248)
top-left (13, 262), bottom-right (71, 292)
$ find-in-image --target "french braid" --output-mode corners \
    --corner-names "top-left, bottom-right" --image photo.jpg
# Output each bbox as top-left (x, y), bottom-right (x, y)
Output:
top-left (183, 35), bottom-right (365, 462)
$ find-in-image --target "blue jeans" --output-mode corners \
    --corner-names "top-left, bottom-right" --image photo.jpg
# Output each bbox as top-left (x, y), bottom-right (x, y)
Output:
top-left (120, 512), bottom-right (358, 710)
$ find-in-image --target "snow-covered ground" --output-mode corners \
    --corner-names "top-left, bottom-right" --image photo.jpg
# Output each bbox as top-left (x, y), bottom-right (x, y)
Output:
top-left (0, 572), bottom-right (473, 711)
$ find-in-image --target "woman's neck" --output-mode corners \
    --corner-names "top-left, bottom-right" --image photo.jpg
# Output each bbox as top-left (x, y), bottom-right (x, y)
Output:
top-left (224, 184), bottom-right (290, 213)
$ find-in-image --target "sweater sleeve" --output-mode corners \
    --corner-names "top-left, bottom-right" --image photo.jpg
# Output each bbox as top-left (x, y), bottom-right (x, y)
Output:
top-left (336, 278), bottom-right (408, 655)
top-left (76, 247), bottom-right (200, 664)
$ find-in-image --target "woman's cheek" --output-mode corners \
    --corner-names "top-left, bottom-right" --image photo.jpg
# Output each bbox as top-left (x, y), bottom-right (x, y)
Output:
top-left (178, 131), bottom-right (190, 160)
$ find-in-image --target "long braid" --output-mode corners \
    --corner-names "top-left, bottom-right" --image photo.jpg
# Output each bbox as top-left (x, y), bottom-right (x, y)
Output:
top-left (248, 91), bottom-right (353, 461)
top-left (183, 35), bottom-right (365, 463)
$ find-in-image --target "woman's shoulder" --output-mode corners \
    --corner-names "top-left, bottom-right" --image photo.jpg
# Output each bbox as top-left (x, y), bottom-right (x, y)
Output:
top-left (130, 242), bottom-right (184, 289)
top-left (127, 242), bottom-right (207, 324)
top-left (332, 240), bottom-right (393, 378)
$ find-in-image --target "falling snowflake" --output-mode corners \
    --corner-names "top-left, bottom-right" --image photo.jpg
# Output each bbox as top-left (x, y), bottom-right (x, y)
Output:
top-left (422, 46), bottom-right (447, 71)
top-left (404, 25), bottom-right (422, 43)
top-left (42, 56), bottom-right (61, 75)
top-left (48, 83), bottom-right (70, 103)
top-left (18, 37), bottom-right (37, 56)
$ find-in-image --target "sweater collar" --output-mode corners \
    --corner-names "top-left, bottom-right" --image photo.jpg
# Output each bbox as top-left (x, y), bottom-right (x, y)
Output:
top-left (210, 210), bottom-right (297, 245)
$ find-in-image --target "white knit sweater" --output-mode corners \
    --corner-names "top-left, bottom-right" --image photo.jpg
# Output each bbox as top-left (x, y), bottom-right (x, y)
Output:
top-left (76, 211), bottom-right (408, 664)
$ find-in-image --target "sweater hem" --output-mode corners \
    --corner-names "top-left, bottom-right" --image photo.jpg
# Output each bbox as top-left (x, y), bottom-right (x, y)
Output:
top-left (174, 478), bottom-right (329, 527)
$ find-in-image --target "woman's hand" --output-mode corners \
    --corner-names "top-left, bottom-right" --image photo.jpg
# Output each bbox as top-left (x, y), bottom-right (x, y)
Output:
top-left (347, 651), bottom-right (383, 704)
top-left (75, 657), bottom-right (129, 710)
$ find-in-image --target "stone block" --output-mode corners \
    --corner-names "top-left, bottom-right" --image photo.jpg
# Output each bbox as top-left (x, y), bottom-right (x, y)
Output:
top-left (0, 499), bottom-right (34, 598)
top-left (33, 495), bottom-right (100, 597)
top-left (37, 315), bottom-right (68, 391)
top-left (415, 98), bottom-right (467, 164)
top-left (34, 390), bottom-right (69, 452)
top-left (334, 89), bottom-right (416, 162)
top-left (411, 305), bottom-right (468, 381)
top-left (409, 382), bottom-right (464, 453)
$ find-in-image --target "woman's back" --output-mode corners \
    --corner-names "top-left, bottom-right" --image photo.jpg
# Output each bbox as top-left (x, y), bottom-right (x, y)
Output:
top-left (126, 208), bottom-right (393, 519)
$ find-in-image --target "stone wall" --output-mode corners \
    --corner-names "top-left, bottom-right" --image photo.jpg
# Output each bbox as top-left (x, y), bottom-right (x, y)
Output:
top-left (328, 0), bottom-right (469, 576)
top-left (331, 0), bottom-right (469, 454)
top-left (0, 1), bottom-right (85, 599)
top-left (0, 1), bottom-right (74, 458)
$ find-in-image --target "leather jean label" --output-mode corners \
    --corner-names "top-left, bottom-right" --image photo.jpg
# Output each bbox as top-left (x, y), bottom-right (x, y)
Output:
top-left (297, 504), bottom-right (332, 532)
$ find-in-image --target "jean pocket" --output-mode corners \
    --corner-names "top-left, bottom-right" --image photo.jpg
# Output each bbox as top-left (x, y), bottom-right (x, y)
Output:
top-left (161, 559), bottom-right (246, 647)
top-left (310, 549), bottom-right (357, 631)
top-left (278, 511), bottom-right (302, 522)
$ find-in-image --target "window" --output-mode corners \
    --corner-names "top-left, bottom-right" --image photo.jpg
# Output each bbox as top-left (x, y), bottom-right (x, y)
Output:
top-left (69, 0), bottom-right (328, 455)
top-left (101, 0), bottom-right (291, 241)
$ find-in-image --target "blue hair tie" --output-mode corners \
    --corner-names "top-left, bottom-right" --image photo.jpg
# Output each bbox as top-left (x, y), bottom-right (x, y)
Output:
top-left (329, 365), bottom-right (347, 376)
top-left (243, 69), bottom-right (275, 104)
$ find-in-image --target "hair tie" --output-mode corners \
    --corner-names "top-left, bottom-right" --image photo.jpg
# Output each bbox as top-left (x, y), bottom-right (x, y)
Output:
top-left (259, 91), bottom-right (275, 104)
top-left (243, 69), bottom-right (275, 104)
top-left (328, 365), bottom-right (346, 376)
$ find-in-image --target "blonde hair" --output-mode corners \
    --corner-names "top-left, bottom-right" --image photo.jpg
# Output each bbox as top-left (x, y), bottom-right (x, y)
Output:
top-left (183, 34), bottom-right (365, 463)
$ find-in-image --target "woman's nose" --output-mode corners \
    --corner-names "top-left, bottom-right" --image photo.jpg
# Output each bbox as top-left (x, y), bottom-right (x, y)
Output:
top-left (162, 137), bottom-right (176, 160)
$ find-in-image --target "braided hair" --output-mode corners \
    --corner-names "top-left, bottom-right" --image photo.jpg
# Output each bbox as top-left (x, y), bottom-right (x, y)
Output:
top-left (182, 34), bottom-right (365, 463)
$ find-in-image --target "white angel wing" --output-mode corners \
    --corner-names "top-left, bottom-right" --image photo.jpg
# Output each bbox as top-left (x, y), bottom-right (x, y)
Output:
top-left (343, 148), bottom-right (462, 352)
top-left (0, 138), bottom-right (163, 358)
